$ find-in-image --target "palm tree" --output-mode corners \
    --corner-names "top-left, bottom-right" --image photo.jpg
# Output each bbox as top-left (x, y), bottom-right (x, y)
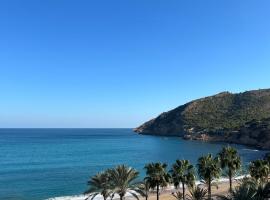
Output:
top-left (85, 170), bottom-right (112, 200)
top-left (217, 177), bottom-right (256, 200)
top-left (218, 146), bottom-right (241, 192)
top-left (144, 162), bottom-right (170, 200)
top-left (134, 180), bottom-right (151, 200)
top-left (171, 191), bottom-right (184, 200)
top-left (108, 165), bottom-right (139, 200)
top-left (255, 181), bottom-right (270, 200)
top-left (217, 185), bottom-right (256, 200)
top-left (197, 154), bottom-right (221, 200)
top-left (187, 186), bottom-right (207, 200)
top-left (249, 159), bottom-right (270, 183)
top-left (217, 177), bottom-right (270, 200)
top-left (170, 159), bottom-right (195, 200)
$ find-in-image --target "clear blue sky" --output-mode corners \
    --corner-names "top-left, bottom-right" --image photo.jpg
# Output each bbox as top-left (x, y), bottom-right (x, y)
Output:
top-left (1, 0), bottom-right (270, 128)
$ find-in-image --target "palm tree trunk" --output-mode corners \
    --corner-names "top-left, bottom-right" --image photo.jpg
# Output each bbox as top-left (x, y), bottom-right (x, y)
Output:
top-left (229, 170), bottom-right (232, 192)
top-left (208, 179), bottom-right (211, 200)
top-left (156, 184), bottom-right (159, 200)
top-left (119, 194), bottom-right (124, 200)
top-left (182, 182), bottom-right (185, 200)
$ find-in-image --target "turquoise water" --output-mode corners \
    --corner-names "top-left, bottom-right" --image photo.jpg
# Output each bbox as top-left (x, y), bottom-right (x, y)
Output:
top-left (0, 128), bottom-right (267, 200)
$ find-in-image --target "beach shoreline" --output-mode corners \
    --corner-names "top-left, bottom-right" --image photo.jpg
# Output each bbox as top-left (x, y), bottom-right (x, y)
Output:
top-left (47, 175), bottom-right (246, 200)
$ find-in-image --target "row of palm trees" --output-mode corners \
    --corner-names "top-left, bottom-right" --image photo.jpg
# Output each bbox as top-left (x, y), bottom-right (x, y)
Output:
top-left (85, 146), bottom-right (270, 200)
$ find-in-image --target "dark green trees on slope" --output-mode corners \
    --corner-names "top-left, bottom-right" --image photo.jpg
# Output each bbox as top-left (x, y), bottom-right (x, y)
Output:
top-left (135, 89), bottom-right (270, 135)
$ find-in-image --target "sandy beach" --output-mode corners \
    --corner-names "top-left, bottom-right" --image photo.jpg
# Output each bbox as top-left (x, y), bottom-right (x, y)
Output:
top-left (147, 181), bottom-right (236, 200)
top-left (48, 177), bottom-right (242, 200)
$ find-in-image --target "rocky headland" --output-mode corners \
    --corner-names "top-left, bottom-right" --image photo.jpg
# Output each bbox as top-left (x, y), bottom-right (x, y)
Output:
top-left (134, 89), bottom-right (270, 149)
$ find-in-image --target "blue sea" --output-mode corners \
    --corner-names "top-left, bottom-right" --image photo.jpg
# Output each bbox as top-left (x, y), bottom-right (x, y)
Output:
top-left (0, 129), bottom-right (267, 200)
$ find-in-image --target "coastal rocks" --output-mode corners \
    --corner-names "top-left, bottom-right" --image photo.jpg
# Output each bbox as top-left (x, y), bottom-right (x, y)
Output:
top-left (227, 118), bottom-right (270, 149)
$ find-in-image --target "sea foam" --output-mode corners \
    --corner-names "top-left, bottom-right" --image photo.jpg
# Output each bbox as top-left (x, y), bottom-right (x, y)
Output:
top-left (47, 193), bottom-right (136, 200)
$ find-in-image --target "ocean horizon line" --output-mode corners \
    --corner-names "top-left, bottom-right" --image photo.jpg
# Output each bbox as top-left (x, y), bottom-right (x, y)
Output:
top-left (0, 127), bottom-right (134, 129)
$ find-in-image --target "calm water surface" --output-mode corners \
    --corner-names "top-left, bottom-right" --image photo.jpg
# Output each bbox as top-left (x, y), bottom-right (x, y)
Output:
top-left (0, 129), bottom-right (267, 200)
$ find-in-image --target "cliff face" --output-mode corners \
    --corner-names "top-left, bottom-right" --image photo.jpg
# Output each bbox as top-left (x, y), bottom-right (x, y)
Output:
top-left (134, 89), bottom-right (270, 149)
top-left (229, 118), bottom-right (270, 149)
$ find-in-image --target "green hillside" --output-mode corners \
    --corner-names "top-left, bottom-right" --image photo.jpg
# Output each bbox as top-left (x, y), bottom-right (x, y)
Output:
top-left (134, 89), bottom-right (270, 149)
